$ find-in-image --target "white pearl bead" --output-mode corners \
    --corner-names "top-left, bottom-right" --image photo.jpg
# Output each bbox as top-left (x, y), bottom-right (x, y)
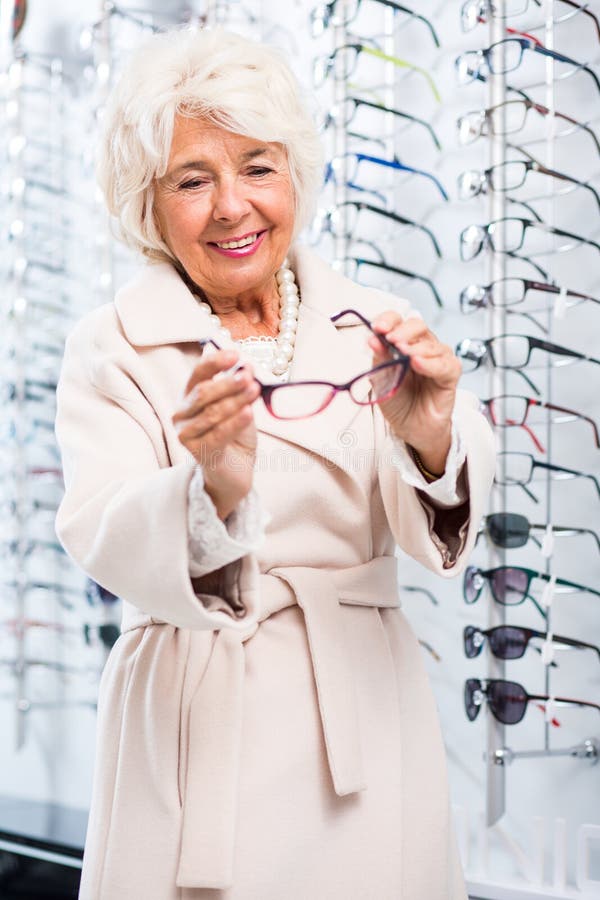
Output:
top-left (281, 294), bottom-right (300, 309)
top-left (217, 327), bottom-right (231, 341)
top-left (276, 269), bottom-right (295, 285)
top-left (209, 314), bottom-right (221, 325)
top-left (279, 328), bottom-right (296, 344)
top-left (199, 301), bottom-right (212, 313)
top-left (281, 282), bottom-right (298, 296)
top-left (272, 357), bottom-right (289, 375)
top-left (280, 316), bottom-right (298, 332)
top-left (277, 340), bottom-right (294, 360)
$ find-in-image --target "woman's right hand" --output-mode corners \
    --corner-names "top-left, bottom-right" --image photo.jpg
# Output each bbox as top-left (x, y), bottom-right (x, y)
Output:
top-left (172, 349), bottom-right (260, 520)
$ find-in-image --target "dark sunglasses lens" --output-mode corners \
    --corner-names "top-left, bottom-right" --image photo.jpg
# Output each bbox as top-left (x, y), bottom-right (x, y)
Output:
top-left (488, 626), bottom-right (528, 660)
top-left (464, 678), bottom-right (481, 720)
top-left (487, 512), bottom-right (529, 548)
top-left (490, 567), bottom-right (528, 605)
top-left (463, 626), bottom-right (484, 658)
top-left (488, 680), bottom-right (527, 724)
top-left (464, 565), bottom-right (481, 603)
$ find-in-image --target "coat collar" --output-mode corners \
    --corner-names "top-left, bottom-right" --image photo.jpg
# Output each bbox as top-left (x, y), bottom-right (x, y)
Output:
top-left (114, 245), bottom-right (394, 473)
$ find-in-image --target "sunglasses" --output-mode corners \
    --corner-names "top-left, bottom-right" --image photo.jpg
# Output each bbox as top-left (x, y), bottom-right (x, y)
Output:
top-left (200, 309), bottom-right (409, 421)
top-left (465, 678), bottom-right (600, 725)
top-left (463, 564), bottom-right (600, 618)
top-left (479, 511), bottom-right (600, 555)
top-left (464, 624), bottom-right (600, 663)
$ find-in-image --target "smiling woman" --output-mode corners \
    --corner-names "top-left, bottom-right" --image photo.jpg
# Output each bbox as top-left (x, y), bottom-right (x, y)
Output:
top-left (53, 25), bottom-right (495, 900)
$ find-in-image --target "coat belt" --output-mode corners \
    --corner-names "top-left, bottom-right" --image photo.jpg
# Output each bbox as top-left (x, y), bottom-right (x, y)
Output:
top-left (176, 556), bottom-right (400, 890)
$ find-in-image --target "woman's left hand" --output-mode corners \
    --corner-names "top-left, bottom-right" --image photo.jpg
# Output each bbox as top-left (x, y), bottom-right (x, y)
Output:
top-left (368, 311), bottom-right (462, 476)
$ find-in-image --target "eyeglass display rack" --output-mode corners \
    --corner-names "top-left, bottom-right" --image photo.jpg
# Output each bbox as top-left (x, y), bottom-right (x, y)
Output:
top-left (0, 1), bottom-right (599, 898)
top-left (310, 0), bottom-right (600, 897)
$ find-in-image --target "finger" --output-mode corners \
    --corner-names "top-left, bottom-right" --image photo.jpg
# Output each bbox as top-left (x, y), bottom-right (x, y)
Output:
top-left (175, 381), bottom-right (260, 441)
top-left (183, 348), bottom-right (242, 396)
top-left (185, 401), bottom-right (256, 457)
top-left (409, 352), bottom-right (462, 386)
top-left (371, 311), bottom-right (405, 333)
top-left (173, 367), bottom-right (254, 423)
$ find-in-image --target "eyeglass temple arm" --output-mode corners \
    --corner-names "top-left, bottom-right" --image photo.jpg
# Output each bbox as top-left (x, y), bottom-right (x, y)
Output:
top-left (532, 336), bottom-right (600, 367)
top-left (529, 162), bottom-right (600, 210)
top-left (355, 99), bottom-right (442, 150)
top-left (355, 201), bottom-right (443, 258)
top-left (357, 152), bottom-right (449, 201)
top-left (534, 460), bottom-right (600, 498)
top-left (542, 401), bottom-right (600, 448)
top-left (541, 633), bottom-right (600, 661)
top-left (330, 309), bottom-right (400, 356)
top-left (531, 525), bottom-right (600, 553)
top-left (536, 696), bottom-right (600, 714)
top-left (532, 43), bottom-right (600, 93)
top-left (524, 280), bottom-right (600, 304)
top-left (550, 574), bottom-right (600, 598)
top-left (556, 0), bottom-right (600, 42)
top-left (349, 257), bottom-right (444, 307)
top-left (379, 0), bottom-right (441, 47)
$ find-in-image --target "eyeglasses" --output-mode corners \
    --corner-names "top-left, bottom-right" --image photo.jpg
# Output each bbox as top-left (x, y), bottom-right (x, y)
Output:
top-left (463, 624), bottom-right (600, 663)
top-left (479, 511), bottom-right (600, 555)
top-left (342, 255), bottom-right (444, 308)
top-left (464, 564), bottom-right (600, 618)
top-left (309, 0), bottom-right (440, 45)
top-left (495, 451), bottom-right (600, 503)
top-left (460, 218), bottom-right (600, 261)
top-left (461, 0), bottom-right (600, 42)
top-left (200, 309), bottom-right (409, 421)
top-left (457, 160), bottom-right (600, 211)
top-left (325, 152), bottom-right (449, 202)
top-left (460, 278), bottom-right (600, 315)
top-left (481, 394), bottom-right (600, 451)
top-left (319, 201), bottom-right (442, 258)
top-left (460, 0), bottom-right (541, 30)
top-left (455, 38), bottom-right (600, 94)
top-left (313, 42), bottom-right (441, 102)
top-left (457, 100), bottom-right (600, 157)
top-left (456, 333), bottom-right (600, 395)
top-left (465, 678), bottom-right (600, 725)
top-left (320, 96), bottom-right (442, 151)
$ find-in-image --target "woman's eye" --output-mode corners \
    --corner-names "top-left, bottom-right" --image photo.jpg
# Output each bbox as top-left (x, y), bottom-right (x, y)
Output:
top-left (179, 178), bottom-right (208, 190)
top-left (248, 166), bottom-right (273, 177)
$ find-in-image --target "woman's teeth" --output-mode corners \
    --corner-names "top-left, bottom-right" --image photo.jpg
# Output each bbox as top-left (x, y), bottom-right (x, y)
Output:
top-left (215, 233), bottom-right (259, 250)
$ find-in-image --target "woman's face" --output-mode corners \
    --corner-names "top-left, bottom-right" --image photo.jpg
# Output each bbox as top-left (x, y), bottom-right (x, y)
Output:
top-left (154, 116), bottom-right (296, 308)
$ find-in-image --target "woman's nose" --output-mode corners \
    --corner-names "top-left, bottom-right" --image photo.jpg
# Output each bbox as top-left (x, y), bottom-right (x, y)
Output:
top-left (212, 178), bottom-right (252, 223)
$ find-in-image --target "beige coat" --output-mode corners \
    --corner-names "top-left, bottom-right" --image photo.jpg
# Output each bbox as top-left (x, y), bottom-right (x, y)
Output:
top-left (55, 245), bottom-right (495, 900)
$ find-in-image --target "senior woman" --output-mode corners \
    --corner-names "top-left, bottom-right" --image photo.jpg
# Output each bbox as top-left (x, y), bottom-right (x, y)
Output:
top-left (54, 26), bottom-right (494, 900)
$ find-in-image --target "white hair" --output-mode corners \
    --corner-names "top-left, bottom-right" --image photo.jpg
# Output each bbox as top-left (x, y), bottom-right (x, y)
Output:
top-left (97, 27), bottom-right (324, 262)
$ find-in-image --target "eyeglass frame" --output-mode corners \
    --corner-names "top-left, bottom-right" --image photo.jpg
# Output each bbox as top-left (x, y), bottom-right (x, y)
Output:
top-left (324, 151), bottom-right (449, 202)
top-left (321, 95), bottom-right (442, 152)
top-left (463, 563), bottom-right (600, 619)
top-left (459, 278), bottom-right (600, 314)
top-left (477, 511), bottom-right (600, 555)
top-left (309, 0), bottom-right (440, 46)
top-left (198, 309), bottom-right (410, 421)
top-left (480, 393), bottom-right (600, 451)
top-left (457, 159), bottom-right (600, 211)
top-left (464, 678), bottom-right (600, 725)
top-left (456, 99), bottom-right (600, 157)
top-left (494, 451), bottom-right (600, 503)
top-left (463, 624), bottom-right (600, 663)
top-left (459, 217), bottom-right (600, 262)
top-left (320, 200), bottom-right (442, 258)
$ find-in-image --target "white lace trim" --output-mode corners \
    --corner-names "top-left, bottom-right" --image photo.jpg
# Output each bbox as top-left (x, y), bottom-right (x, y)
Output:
top-left (388, 418), bottom-right (468, 508)
top-left (234, 336), bottom-right (292, 383)
top-left (187, 468), bottom-right (269, 578)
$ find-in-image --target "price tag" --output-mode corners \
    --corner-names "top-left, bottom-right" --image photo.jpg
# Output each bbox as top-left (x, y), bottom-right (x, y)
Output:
top-left (553, 286), bottom-right (567, 319)
top-left (541, 635), bottom-right (555, 666)
top-left (542, 574), bottom-right (556, 610)
top-left (541, 524), bottom-right (555, 558)
top-left (545, 697), bottom-right (557, 725)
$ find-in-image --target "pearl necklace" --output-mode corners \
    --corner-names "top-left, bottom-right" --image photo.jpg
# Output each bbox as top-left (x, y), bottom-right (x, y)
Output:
top-left (195, 259), bottom-right (300, 378)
